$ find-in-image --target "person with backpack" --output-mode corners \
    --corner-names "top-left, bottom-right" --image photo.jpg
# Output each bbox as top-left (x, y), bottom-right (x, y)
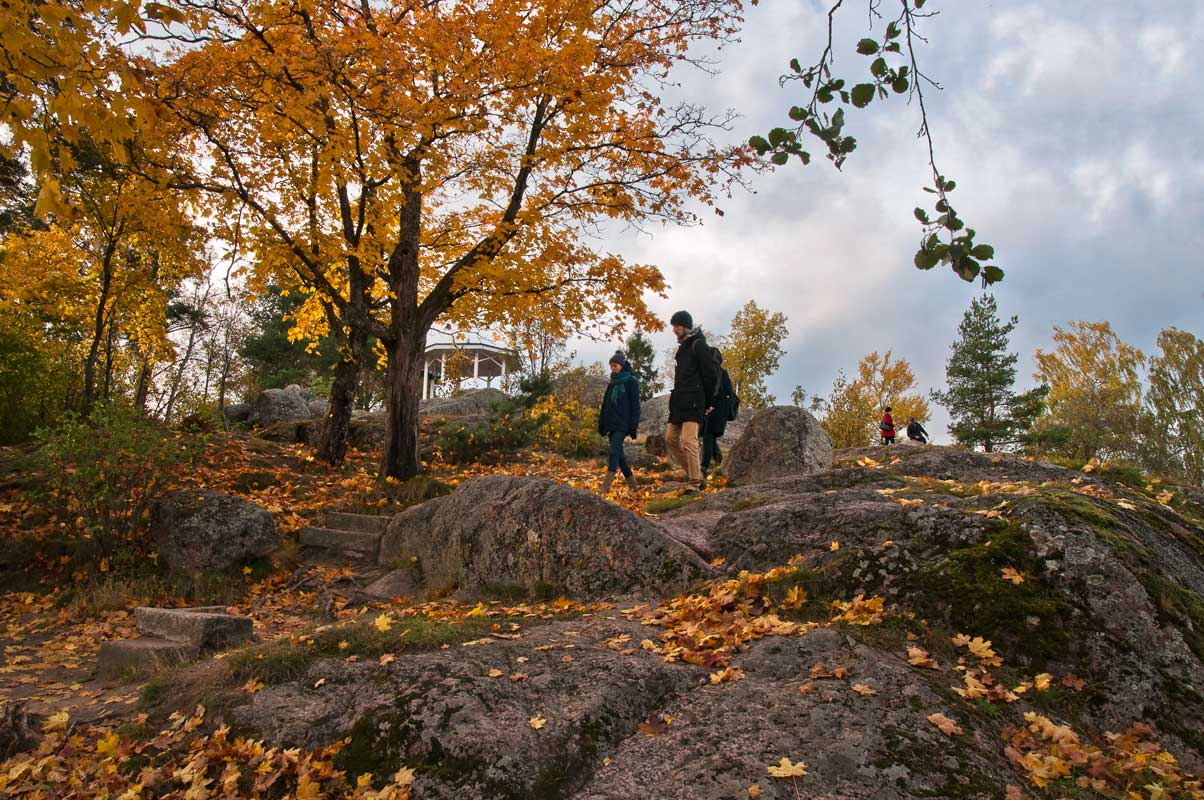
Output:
top-left (598, 350), bottom-right (641, 493)
top-left (702, 347), bottom-right (736, 475)
top-left (665, 311), bottom-right (719, 494)
top-left (906, 417), bottom-right (929, 444)
top-left (880, 406), bottom-right (896, 445)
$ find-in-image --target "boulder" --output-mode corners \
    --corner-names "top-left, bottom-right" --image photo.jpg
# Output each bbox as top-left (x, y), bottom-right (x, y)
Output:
top-left (151, 489), bottom-right (279, 573)
top-left (222, 403), bottom-right (252, 425)
top-left (420, 388), bottom-right (507, 419)
top-left (307, 398), bottom-right (330, 418)
top-left (378, 475), bottom-right (707, 598)
top-left (553, 373), bottom-right (611, 409)
top-left (724, 405), bottom-right (833, 485)
top-left (247, 385), bottom-right (312, 427)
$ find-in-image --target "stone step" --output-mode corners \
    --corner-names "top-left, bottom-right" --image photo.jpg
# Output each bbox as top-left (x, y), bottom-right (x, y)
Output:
top-left (134, 607), bottom-right (254, 649)
top-left (325, 511), bottom-right (391, 534)
top-left (299, 526), bottom-right (382, 558)
top-left (97, 637), bottom-right (199, 679)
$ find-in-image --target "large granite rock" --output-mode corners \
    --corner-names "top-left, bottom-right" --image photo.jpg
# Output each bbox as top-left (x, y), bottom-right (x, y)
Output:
top-left (247, 385), bottom-right (312, 427)
top-left (420, 388), bottom-right (507, 419)
top-left (724, 405), bottom-right (833, 485)
top-left (172, 445), bottom-right (1204, 797)
top-left (151, 489), bottom-right (279, 573)
top-left (378, 476), bottom-right (707, 598)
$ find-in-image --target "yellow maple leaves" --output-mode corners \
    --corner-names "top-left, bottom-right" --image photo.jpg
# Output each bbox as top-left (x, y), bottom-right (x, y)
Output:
top-left (1000, 566), bottom-right (1025, 585)
top-left (927, 713), bottom-right (964, 737)
top-left (528, 714), bottom-right (547, 730)
top-left (767, 757), bottom-right (808, 778)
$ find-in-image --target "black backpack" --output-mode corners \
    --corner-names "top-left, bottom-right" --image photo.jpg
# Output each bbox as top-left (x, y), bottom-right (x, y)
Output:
top-left (726, 390), bottom-right (740, 421)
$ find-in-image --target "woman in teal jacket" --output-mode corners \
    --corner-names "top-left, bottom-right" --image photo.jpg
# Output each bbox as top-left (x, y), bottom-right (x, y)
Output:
top-left (598, 350), bottom-right (641, 493)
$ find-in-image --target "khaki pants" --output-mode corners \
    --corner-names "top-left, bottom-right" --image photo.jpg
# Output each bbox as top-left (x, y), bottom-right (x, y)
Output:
top-left (665, 421), bottom-right (702, 483)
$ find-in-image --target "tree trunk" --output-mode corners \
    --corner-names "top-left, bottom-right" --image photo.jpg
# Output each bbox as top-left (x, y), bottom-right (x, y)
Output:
top-left (381, 330), bottom-right (426, 481)
top-left (133, 349), bottom-right (152, 415)
top-left (317, 326), bottom-right (367, 465)
top-left (83, 248), bottom-right (116, 413)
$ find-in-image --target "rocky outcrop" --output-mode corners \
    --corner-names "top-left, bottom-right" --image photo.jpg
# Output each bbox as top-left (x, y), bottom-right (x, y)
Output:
top-left (724, 406), bottom-right (832, 485)
top-left (378, 476), bottom-right (708, 598)
top-left (420, 388), bottom-right (507, 419)
top-left (151, 490), bottom-right (279, 573)
top-left (178, 446), bottom-right (1204, 798)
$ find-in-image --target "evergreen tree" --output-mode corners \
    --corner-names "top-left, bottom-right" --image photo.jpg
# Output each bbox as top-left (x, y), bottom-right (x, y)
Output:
top-left (931, 294), bottom-right (1046, 452)
top-left (239, 288), bottom-right (341, 394)
top-left (624, 330), bottom-right (662, 401)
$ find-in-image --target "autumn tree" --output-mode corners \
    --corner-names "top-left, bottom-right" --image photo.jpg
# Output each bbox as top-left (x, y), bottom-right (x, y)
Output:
top-left (625, 330), bottom-right (662, 401)
top-left (1032, 321), bottom-right (1144, 463)
top-left (143, 0), bottom-right (745, 479)
top-left (717, 300), bottom-right (788, 409)
top-left (819, 351), bottom-right (929, 448)
top-left (1143, 327), bottom-right (1204, 486)
top-left (0, 140), bottom-right (206, 414)
top-left (930, 294), bottom-right (1047, 452)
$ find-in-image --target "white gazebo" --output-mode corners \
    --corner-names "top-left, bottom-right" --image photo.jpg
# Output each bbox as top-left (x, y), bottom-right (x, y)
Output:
top-left (421, 332), bottom-right (522, 400)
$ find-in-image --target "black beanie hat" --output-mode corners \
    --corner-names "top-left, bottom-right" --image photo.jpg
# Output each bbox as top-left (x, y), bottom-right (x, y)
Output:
top-left (609, 350), bottom-right (628, 367)
top-left (669, 310), bottom-right (693, 329)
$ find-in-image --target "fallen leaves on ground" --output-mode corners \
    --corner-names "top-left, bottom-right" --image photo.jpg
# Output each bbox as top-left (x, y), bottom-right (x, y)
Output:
top-left (0, 706), bottom-right (418, 799)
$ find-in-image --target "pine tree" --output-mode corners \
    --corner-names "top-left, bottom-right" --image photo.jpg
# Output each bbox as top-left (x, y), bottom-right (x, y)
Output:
top-left (624, 330), bottom-right (662, 401)
top-left (931, 294), bottom-right (1045, 452)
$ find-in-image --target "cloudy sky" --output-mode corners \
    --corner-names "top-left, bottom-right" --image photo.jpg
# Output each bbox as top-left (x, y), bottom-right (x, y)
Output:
top-left (569, 1), bottom-right (1204, 441)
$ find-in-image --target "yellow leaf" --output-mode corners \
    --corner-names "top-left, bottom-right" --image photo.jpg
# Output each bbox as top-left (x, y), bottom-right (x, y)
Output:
top-left (242, 678), bottom-right (264, 694)
top-left (42, 711), bottom-right (69, 733)
top-left (927, 712), bottom-right (964, 736)
top-left (529, 714), bottom-right (547, 730)
top-left (379, 654), bottom-right (396, 666)
top-left (767, 757), bottom-right (808, 778)
top-left (747, 784), bottom-right (763, 798)
top-left (313, 678), bottom-right (326, 688)
top-left (242, 566), bottom-right (253, 575)
top-left (829, 541), bottom-right (840, 551)
top-left (374, 614), bottom-right (393, 632)
top-left (851, 683), bottom-right (877, 696)
top-left (96, 731), bottom-right (121, 757)
top-left (1000, 567), bottom-right (1025, 585)
top-left (488, 668), bottom-right (504, 678)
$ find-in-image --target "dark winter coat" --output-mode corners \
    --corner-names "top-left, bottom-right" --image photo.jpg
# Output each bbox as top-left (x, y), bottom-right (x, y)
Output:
top-left (704, 369), bottom-right (735, 437)
top-left (669, 330), bottom-right (719, 425)
top-left (598, 368), bottom-right (641, 437)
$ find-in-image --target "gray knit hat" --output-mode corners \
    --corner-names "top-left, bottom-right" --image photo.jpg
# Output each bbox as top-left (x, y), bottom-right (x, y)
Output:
top-left (609, 350), bottom-right (628, 367)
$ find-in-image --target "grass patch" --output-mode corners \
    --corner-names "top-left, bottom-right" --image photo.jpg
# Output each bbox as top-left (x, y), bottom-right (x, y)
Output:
top-left (644, 496), bottom-right (698, 514)
top-left (728, 494), bottom-right (774, 512)
top-left (226, 615), bottom-right (526, 686)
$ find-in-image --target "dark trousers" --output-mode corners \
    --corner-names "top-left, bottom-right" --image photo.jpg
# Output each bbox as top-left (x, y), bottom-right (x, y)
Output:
top-left (882, 436), bottom-right (895, 445)
top-left (607, 431), bottom-right (633, 476)
top-left (701, 434), bottom-right (722, 471)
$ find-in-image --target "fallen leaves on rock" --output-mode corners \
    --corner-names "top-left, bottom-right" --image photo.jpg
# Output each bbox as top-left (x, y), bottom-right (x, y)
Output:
top-left (927, 712), bottom-right (964, 736)
top-left (767, 757), bottom-right (808, 778)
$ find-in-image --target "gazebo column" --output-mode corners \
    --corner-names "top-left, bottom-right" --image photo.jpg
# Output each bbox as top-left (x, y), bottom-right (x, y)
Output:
top-left (422, 357), bottom-right (430, 400)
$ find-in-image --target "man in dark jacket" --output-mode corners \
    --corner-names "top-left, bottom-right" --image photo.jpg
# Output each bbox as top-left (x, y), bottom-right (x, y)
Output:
top-left (702, 347), bottom-right (734, 475)
top-left (665, 311), bottom-right (719, 494)
top-left (906, 417), bottom-right (929, 444)
top-left (598, 351), bottom-right (641, 493)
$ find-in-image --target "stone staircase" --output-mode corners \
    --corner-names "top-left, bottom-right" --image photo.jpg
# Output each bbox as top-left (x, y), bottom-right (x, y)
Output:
top-left (97, 606), bottom-right (254, 680)
top-left (96, 511), bottom-right (401, 681)
top-left (298, 511), bottom-right (391, 563)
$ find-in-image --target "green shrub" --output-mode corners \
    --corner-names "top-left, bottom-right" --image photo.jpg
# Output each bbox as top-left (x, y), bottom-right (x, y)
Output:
top-left (32, 403), bottom-right (203, 569)
top-left (435, 377), bottom-right (551, 464)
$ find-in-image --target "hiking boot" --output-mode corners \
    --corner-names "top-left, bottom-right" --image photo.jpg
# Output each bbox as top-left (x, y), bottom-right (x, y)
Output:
top-left (600, 473), bottom-right (616, 494)
top-left (714, 450), bottom-right (723, 466)
top-left (698, 476), bottom-right (708, 492)
top-left (681, 487), bottom-right (700, 497)
top-left (622, 472), bottom-right (639, 492)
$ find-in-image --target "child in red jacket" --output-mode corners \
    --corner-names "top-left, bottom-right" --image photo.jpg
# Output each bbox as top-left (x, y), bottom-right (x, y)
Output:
top-left (880, 406), bottom-right (895, 445)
